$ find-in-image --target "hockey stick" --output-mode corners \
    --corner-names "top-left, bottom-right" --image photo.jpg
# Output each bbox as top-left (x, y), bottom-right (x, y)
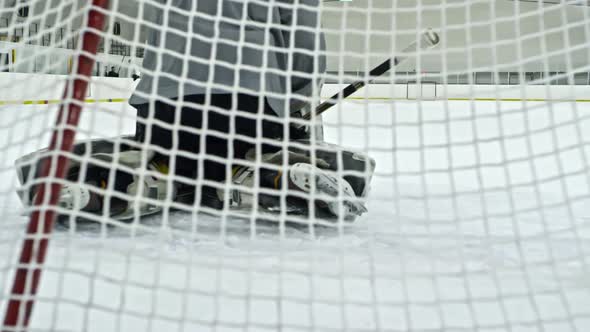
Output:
top-left (302, 29), bottom-right (440, 121)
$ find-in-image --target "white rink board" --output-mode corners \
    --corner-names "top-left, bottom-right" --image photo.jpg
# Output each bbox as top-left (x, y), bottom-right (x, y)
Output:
top-left (1, 100), bottom-right (590, 331)
top-left (2, 72), bottom-right (589, 103)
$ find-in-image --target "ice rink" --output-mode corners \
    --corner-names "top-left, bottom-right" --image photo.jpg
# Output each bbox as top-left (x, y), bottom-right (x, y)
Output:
top-left (1, 99), bottom-right (590, 331)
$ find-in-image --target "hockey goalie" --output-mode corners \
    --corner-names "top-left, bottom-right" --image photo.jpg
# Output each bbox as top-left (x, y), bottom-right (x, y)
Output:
top-left (15, 0), bottom-right (376, 225)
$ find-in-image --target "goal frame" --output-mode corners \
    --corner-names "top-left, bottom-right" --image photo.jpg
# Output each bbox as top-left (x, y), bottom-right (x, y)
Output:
top-left (2, 2), bottom-right (589, 331)
top-left (2, 1), bottom-right (109, 330)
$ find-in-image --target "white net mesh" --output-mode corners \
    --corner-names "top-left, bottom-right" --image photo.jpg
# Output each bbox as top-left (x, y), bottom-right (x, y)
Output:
top-left (2, 0), bottom-right (590, 331)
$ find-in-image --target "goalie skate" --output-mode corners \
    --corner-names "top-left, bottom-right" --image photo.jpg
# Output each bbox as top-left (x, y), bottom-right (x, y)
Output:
top-left (55, 183), bottom-right (91, 210)
top-left (227, 162), bottom-right (369, 223)
top-left (227, 142), bottom-right (375, 223)
top-left (289, 163), bottom-right (368, 220)
top-left (65, 152), bottom-right (175, 223)
top-left (16, 140), bottom-right (173, 224)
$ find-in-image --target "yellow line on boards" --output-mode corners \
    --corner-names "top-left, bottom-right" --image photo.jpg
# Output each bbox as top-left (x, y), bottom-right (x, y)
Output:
top-left (0, 98), bottom-right (127, 105)
top-left (345, 97), bottom-right (590, 102)
top-left (1, 97), bottom-right (589, 106)
top-left (447, 98), bottom-right (590, 102)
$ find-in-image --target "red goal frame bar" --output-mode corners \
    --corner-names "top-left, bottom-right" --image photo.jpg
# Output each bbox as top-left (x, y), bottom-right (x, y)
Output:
top-left (2, 1), bottom-right (109, 330)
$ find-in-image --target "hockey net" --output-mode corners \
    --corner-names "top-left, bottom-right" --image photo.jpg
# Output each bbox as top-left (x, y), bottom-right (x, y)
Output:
top-left (2, 0), bottom-right (590, 331)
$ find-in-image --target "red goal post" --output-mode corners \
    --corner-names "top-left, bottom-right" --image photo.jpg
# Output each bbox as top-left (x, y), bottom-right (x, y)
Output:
top-left (2, 1), bottom-right (110, 330)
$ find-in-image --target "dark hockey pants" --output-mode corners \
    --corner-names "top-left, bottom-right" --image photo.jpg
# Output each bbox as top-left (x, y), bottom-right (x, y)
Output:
top-left (132, 94), bottom-right (286, 205)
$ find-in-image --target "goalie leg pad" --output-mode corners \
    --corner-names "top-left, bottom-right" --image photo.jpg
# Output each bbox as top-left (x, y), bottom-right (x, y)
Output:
top-left (100, 151), bottom-right (176, 220)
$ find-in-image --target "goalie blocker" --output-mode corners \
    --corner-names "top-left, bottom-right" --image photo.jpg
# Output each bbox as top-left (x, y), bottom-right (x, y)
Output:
top-left (15, 137), bottom-right (375, 224)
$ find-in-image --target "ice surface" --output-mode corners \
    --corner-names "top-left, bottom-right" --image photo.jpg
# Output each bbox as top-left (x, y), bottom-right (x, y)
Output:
top-left (1, 100), bottom-right (590, 331)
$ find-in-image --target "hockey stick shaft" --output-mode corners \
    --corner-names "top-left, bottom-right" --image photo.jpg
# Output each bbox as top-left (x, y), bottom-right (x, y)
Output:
top-left (303, 29), bottom-right (440, 120)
